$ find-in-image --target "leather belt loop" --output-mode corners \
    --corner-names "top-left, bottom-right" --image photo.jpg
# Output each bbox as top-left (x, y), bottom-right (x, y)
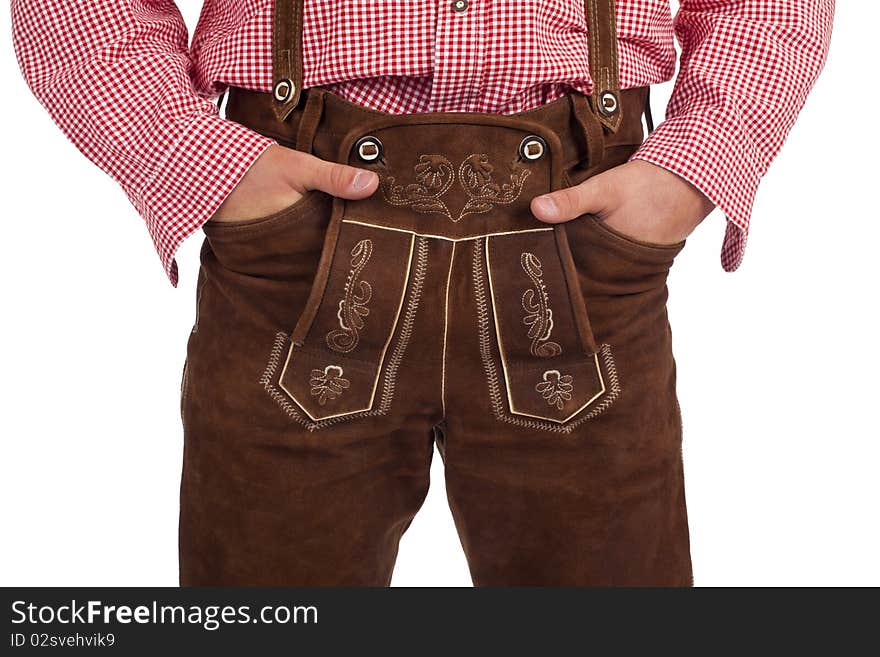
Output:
top-left (571, 93), bottom-right (605, 169)
top-left (644, 86), bottom-right (655, 134)
top-left (295, 89), bottom-right (325, 154)
top-left (272, 0), bottom-right (305, 122)
top-left (584, 0), bottom-right (622, 133)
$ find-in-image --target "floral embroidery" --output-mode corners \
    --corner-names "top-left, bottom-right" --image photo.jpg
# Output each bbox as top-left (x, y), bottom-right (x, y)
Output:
top-left (520, 252), bottom-right (562, 357)
top-left (381, 154), bottom-right (455, 219)
top-left (536, 369), bottom-right (573, 410)
top-left (380, 153), bottom-right (530, 222)
top-left (326, 239), bottom-right (373, 353)
top-left (309, 365), bottom-right (351, 406)
top-left (458, 154), bottom-right (531, 221)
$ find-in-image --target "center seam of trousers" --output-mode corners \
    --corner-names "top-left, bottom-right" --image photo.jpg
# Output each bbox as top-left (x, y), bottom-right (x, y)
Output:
top-left (440, 241), bottom-right (457, 419)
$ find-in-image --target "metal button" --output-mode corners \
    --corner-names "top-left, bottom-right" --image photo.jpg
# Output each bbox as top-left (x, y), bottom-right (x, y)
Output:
top-left (355, 136), bottom-right (383, 162)
top-left (451, 0), bottom-right (469, 12)
top-left (599, 91), bottom-right (619, 115)
top-left (273, 78), bottom-right (295, 103)
top-left (519, 135), bottom-right (547, 161)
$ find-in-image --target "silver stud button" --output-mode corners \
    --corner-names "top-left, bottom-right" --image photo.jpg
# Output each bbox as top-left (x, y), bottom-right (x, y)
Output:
top-left (355, 136), bottom-right (383, 162)
top-left (452, 0), bottom-right (469, 12)
top-left (519, 135), bottom-right (547, 161)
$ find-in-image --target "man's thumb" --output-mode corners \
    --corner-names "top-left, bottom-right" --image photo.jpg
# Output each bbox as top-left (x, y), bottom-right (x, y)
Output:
top-left (531, 175), bottom-right (607, 224)
top-left (300, 155), bottom-right (379, 199)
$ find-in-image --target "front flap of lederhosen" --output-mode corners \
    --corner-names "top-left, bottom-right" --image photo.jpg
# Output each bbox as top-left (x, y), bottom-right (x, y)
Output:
top-left (269, 0), bottom-right (622, 423)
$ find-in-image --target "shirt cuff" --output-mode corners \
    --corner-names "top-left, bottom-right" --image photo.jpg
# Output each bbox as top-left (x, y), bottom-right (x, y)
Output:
top-left (630, 108), bottom-right (764, 272)
top-left (134, 112), bottom-right (277, 286)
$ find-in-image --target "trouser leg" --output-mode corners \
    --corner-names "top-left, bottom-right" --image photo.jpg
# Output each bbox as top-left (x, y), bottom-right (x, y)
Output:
top-left (442, 218), bottom-right (693, 586)
top-left (179, 195), bottom-right (444, 585)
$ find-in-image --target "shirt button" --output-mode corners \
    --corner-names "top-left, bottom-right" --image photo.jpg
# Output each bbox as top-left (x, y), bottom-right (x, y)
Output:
top-left (451, 0), bottom-right (469, 13)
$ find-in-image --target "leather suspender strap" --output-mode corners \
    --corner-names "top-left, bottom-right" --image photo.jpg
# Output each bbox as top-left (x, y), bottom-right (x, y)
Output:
top-left (571, 92), bottom-right (606, 168)
top-left (270, 0), bottom-right (621, 132)
top-left (271, 0), bottom-right (304, 122)
top-left (584, 0), bottom-right (622, 133)
top-left (295, 88), bottom-right (325, 153)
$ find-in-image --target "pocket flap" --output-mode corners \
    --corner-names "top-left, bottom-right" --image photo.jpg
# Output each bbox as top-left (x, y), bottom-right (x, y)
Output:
top-left (279, 220), bottom-right (415, 421)
top-left (485, 231), bottom-right (606, 424)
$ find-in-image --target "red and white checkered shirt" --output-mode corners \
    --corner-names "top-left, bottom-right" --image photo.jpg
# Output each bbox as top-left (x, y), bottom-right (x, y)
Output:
top-left (11, 1), bottom-right (834, 285)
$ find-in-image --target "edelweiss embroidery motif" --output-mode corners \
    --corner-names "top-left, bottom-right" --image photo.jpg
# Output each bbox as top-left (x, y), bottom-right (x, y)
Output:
top-left (381, 154), bottom-right (455, 219)
top-left (520, 252), bottom-right (562, 357)
top-left (380, 153), bottom-right (530, 222)
top-left (536, 369), bottom-right (573, 410)
top-left (459, 154), bottom-right (531, 221)
top-left (326, 239), bottom-right (374, 353)
top-left (309, 365), bottom-right (350, 406)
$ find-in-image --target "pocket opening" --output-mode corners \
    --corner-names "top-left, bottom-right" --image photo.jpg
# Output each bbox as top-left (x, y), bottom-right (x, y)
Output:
top-left (290, 198), bottom-right (346, 347)
top-left (202, 189), bottom-right (325, 239)
top-left (586, 214), bottom-right (686, 253)
top-left (555, 224), bottom-right (599, 355)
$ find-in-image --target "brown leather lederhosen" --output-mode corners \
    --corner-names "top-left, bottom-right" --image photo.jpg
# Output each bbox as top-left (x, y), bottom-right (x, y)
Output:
top-left (179, 0), bottom-right (693, 586)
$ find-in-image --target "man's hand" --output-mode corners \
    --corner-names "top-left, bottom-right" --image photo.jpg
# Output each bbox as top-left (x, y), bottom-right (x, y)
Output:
top-left (210, 144), bottom-right (379, 223)
top-left (530, 160), bottom-right (715, 245)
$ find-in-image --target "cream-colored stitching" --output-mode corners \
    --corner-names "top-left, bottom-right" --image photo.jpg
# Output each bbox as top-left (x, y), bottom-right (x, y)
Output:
top-left (381, 154), bottom-right (455, 220)
top-left (309, 365), bottom-right (350, 405)
top-left (326, 238), bottom-right (373, 353)
top-left (587, 0), bottom-right (600, 89)
top-left (520, 252), bottom-right (563, 358)
top-left (580, 345), bottom-right (620, 422)
top-left (281, 235), bottom-right (413, 422)
top-left (260, 333), bottom-right (308, 426)
top-left (536, 369), bottom-right (573, 410)
top-left (585, 0), bottom-right (621, 131)
top-left (260, 237), bottom-right (429, 431)
top-left (380, 153), bottom-right (531, 222)
top-left (341, 218), bottom-right (553, 242)
top-left (486, 237), bottom-right (605, 423)
top-left (458, 153), bottom-right (531, 221)
top-left (472, 238), bottom-right (620, 434)
top-left (605, 0), bottom-right (619, 84)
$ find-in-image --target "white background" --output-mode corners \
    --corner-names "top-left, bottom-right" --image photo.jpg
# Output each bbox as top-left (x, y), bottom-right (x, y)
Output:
top-left (1, 2), bottom-right (876, 587)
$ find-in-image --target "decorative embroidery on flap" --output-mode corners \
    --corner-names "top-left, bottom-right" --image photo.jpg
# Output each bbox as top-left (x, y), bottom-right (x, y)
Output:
top-left (520, 252), bottom-right (563, 357)
top-left (309, 365), bottom-right (350, 406)
top-left (261, 238), bottom-right (430, 432)
top-left (536, 369), bottom-right (573, 410)
top-left (381, 154), bottom-right (455, 220)
top-left (459, 154), bottom-right (531, 221)
top-left (326, 239), bottom-right (373, 353)
top-left (472, 239), bottom-right (620, 434)
top-left (380, 153), bottom-right (530, 222)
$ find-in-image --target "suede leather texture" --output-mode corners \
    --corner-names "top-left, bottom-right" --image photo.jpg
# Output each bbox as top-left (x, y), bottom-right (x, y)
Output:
top-left (179, 89), bottom-right (692, 587)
